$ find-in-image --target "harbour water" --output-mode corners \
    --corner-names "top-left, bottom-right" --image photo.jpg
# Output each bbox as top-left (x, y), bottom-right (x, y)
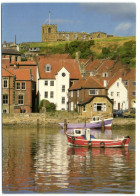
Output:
top-left (2, 126), bottom-right (135, 193)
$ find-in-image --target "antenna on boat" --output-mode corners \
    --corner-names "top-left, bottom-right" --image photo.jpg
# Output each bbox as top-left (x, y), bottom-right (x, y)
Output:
top-left (85, 118), bottom-right (86, 128)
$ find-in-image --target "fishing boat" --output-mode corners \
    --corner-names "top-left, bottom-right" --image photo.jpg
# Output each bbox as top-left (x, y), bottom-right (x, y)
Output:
top-left (59, 116), bottom-right (113, 130)
top-left (65, 128), bottom-right (130, 148)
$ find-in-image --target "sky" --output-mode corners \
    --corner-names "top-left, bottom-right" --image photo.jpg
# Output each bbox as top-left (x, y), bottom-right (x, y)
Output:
top-left (1, 2), bottom-right (136, 43)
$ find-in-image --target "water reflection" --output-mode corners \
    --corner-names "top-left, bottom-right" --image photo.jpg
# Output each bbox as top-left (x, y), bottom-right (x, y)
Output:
top-left (2, 127), bottom-right (135, 193)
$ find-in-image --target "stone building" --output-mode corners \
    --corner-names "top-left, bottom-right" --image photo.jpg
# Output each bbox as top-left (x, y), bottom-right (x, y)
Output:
top-left (68, 76), bottom-right (113, 118)
top-left (42, 24), bottom-right (113, 42)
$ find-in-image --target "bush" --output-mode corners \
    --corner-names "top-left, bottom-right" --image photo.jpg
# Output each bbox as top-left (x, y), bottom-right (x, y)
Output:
top-left (39, 99), bottom-right (56, 112)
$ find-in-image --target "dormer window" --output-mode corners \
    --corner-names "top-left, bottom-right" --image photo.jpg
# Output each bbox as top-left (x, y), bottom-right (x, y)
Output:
top-left (45, 64), bottom-right (51, 72)
top-left (103, 72), bottom-right (108, 77)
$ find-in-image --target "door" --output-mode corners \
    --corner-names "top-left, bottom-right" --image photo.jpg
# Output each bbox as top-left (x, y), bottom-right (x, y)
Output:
top-left (118, 103), bottom-right (120, 110)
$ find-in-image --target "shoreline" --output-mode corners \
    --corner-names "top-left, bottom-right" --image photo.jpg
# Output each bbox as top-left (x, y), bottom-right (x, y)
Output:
top-left (2, 113), bottom-right (135, 129)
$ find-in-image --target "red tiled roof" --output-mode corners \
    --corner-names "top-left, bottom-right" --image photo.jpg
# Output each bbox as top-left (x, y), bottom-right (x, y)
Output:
top-left (6, 68), bottom-right (31, 81)
top-left (2, 59), bottom-right (10, 67)
top-left (48, 53), bottom-right (72, 59)
top-left (69, 76), bottom-right (104, 90)
top-left (38, 58), bottom-right (81, 79)
top-left (122, 68), bottom-right (136, 80)
top-left (2, 68), bottom-right (15, 77)
top-left (10, 60), bottom-right (36, 65)
top-left (97, 59), bottom-right (115, 72)
top-left (85, 59), bottom-right (103, 71)
top-left (107, 71), bottom-right (123, 88)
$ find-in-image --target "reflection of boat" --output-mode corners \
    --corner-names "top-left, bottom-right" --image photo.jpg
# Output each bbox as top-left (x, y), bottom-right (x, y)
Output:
top-left (59, 117), bottom-right (113, 130)
top-left (66, 128), bottom-right (130, 148)
top-left (67, 146), bottom-right (129, 158)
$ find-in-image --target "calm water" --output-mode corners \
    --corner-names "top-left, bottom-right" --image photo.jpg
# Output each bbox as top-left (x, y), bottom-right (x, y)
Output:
top-left (2, 126), bottom-right (135, 193)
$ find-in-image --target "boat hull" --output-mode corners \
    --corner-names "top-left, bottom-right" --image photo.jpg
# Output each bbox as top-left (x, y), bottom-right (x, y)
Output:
top-left (59, 118), bottom-right (113, 130)
top-left (66, 134), bottom-right (130, 148)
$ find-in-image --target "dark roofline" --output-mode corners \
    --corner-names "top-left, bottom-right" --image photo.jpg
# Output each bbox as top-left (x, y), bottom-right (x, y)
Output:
top-left (78, 95), bottom-right (113, 106)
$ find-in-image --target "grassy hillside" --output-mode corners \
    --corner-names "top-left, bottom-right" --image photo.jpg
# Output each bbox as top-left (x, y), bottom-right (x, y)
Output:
top-left (20, 36), bottom-right (136, 68)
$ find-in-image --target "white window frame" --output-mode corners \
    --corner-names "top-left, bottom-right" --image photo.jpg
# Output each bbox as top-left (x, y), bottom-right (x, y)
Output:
top-left (3, 94), bottom-right (8, 105)
top-left (18, 95), bottom-right (24, 105)
top-left (50, 91), bottom-right (54, 98)
top-left (16, 82), bottom-right (20, 90)
top-left (62, 85), bottom-right (65, 92)
top-left (111, 92), bottom-right (114, 96)
top-left (89, 89), bottom-right (98, 95)
top-left (103, 72), bottom-right (108, 77)
top-left (62, 97), bottom-right (65, 104)
top-left (50, 81), bottom-right (54, 86)
top-left (44, 91), bottom-right (48, 98)
top-left (123, 80), bottom-right (128, 86)
top-left (44, 80), bottom-right (48, 86)
top-left (22, 82), bottom-right (26, 90)
top-left (117, 82), bottom-right (119, 87)
top-left (45, 64), bottom-right (51, 72)
top-left (83, 105), bottom-right (86, 112)
top-left (117, 92), bottom-right (120, 97)
top-left (3, 79), bottom-right (8, 88)
top-left (94, 103), bottom-right (106, 112)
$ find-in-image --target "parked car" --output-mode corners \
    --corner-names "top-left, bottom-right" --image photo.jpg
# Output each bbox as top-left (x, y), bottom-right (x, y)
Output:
top-left (113, 110), bottom-right (123, 118)
top-left (123, 108), bottom-right (136, 118)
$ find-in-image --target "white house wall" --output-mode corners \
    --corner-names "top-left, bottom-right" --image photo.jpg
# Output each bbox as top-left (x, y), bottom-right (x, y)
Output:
top-left (108, 78), bottom-right (128, 110)
top-left (38, 67), bottom-right (70, 111)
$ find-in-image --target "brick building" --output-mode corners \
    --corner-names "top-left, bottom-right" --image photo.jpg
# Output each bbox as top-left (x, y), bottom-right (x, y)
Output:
top-left (122, 68), bottom-right (136, 109)
top-left (2, 67), bottom-right (36, 113)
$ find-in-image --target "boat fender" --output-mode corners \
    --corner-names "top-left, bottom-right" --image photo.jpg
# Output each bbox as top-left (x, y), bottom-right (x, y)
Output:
top-left (100, 142), bottom-right (105, 148)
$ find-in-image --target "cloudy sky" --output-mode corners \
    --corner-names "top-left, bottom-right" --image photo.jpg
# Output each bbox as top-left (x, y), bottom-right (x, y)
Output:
top-left (2, 2), bottom-right (136, 43)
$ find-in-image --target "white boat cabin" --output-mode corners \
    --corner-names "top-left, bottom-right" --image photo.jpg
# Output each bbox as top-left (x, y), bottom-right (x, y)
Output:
top-left (68, 128), bottom-right (95, 140)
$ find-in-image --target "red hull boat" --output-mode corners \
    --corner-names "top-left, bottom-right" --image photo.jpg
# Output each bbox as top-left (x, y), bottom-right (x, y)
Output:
top-left (66, 128), bottom-right (130, 148)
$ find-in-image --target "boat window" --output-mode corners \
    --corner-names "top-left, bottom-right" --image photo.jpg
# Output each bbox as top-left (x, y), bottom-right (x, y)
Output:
top-left (93, 117), bottom-right (95, 121)
top-left (75, 130), bottom-right (81, 134)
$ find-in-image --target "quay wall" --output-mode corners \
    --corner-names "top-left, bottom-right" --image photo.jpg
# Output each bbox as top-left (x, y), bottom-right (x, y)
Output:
top-left (2, 112), bottom-right (135, 128)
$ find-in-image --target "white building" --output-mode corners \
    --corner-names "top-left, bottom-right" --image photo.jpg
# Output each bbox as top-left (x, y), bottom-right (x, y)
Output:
top-left (37, 57), bottom-right (81, 111)
top-left (108, 77), bottom-right (128, 110)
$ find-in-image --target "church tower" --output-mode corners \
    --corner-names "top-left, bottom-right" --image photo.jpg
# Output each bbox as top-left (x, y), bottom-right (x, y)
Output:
top-left (42, 11), bottom-right (57, 42)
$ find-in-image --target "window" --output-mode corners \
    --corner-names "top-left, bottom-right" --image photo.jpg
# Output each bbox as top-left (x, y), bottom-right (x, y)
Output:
top-left (62, 85), bottom-right (65, 92)
top-left (111, 92), bottom-right (114, 96)
top-left (16, 82), bottom-right (20, 90)
top-left (44, 80), bottom-right (48, 86)
top-left (48, 27), bottom-right (51, 33)
top-left (77, 90), bottom-right (79, 97)
top-left (83, 105), bottom-right (86, 112)
top-left (22, 82), bottom-right (26, 90)
top-left (44, 91), bottom-right (48, 98)
top-left (62, 97), bottom-right (65, 104)
top-left (45, 64), bottom-right (51, 72)
top-left (18, 95), bottom-right (24, 105)
top-left (132, 81), bottom-right (136, 85)
top-left (117, 92), bottom-right (120, 97)
top-left (62, 72), bottom-right (66, 77)
top-left (103, 72), bottom-right (108, 77)
top-left (3, 79), bottom-right (8, 88)
top-left (21, 109), bottom-right (26, 113)
top-left (132, 91), bottom-right (136, 96)
top-left (71, 91), bottom-right (73, 97)
top-left (117, 82), bottom-right (119, 87)
top-left (94, 103), bottom-right (106, 112)
top-left (3, 109), bottom-right (7, 113)
top-left (75, 130), bottom-right (81, 134)
top-left (50, 81), bottom-right (54, 86)
top-left (123, 81), bottom-right (128, 86)
top-left (89, 89), bottom-right (98, 95)
top-left (50, 91), bottom-right (54, 98)
top-left (3, 95), bottom-right (8, 104)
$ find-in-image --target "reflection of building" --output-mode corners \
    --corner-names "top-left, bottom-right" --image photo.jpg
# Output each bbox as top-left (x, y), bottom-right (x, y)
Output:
top-left (42, 24), bottom-right (114, 42)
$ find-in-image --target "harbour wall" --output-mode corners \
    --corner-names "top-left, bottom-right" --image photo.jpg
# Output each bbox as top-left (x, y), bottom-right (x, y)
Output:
top-left (2, 112), bottom-right (135, 129)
